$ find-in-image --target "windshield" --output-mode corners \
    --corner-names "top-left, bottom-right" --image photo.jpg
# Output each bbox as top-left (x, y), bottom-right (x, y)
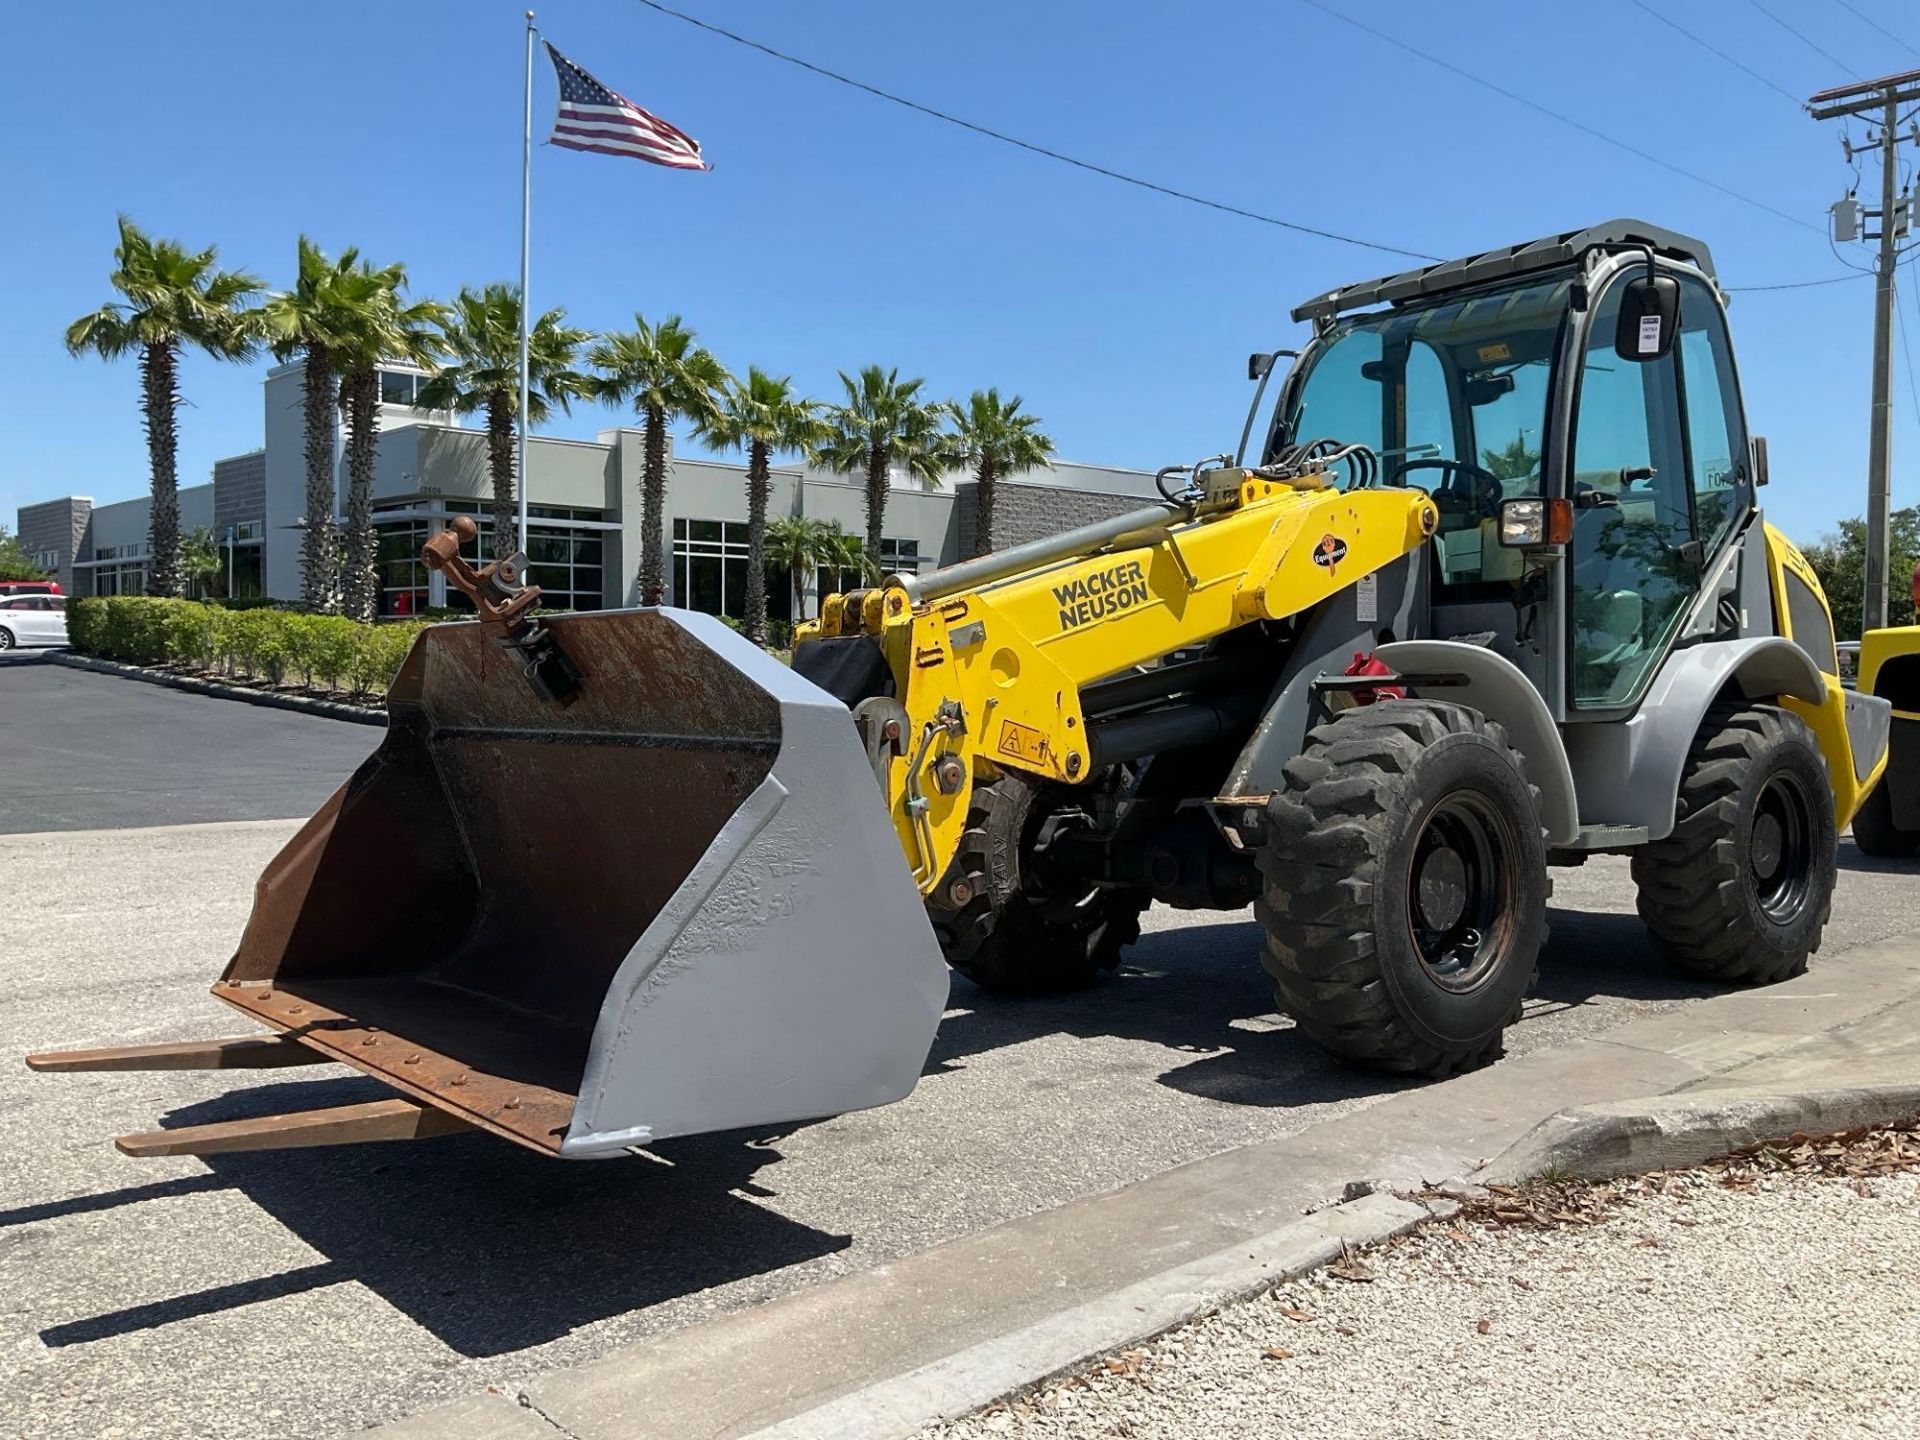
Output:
top-left (1269, 274), bottom-right (1573, 590)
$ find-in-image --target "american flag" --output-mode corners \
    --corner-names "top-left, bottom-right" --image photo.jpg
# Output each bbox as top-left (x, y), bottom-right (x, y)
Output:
top-left (545, 41), bottom-right (710, 171)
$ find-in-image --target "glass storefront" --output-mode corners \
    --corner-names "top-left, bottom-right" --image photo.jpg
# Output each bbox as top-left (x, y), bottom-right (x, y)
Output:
top-left (372, 500), bottom-right (611, 615)
top-left (671, 519), bottom-right (793, 623)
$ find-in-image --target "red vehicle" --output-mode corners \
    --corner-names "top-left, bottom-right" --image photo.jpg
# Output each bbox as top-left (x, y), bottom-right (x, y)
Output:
top-left (0, 579), bottom-right (60, 597)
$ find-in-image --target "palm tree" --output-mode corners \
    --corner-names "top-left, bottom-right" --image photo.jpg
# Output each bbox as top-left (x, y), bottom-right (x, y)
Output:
top-left (413, 283), bottom-right (591, 563)
top-left (180, 527), bottom-right (224, 597)
top-left (261, 238), bottom-right (390, 611)
top-left (335, 265), bottom-right (444, 620)
top-left (699, 369), bottom-right (826, 644)
top-left (1481, 435), bottom-right (1540, 483)
top-left (765, 516), bottom-right (867, 621)
top-left (65, 217), bottom-right (261, 597)
top-left (947, 389), bottom-right (1055, 557)
top-left (589, 315), bottom-right (728, 606)
top-left (816, 365), bottom-right (953, 562)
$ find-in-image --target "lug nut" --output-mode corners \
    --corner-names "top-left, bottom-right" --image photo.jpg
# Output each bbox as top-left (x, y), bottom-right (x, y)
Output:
top-left (947, 877), bottom-right (975, 907)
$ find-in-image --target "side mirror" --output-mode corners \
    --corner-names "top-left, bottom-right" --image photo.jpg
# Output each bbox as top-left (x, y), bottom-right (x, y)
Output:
top-left (1248, 352), bottom-right (1275, 381)
top-left (1749, 434), bottom-right (1770, 487)
top-left (1613, 258), bottom-right (1681, 363)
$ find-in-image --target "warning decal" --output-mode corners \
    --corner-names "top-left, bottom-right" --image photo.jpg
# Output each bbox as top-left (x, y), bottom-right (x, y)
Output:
top-left (996, 719), bottom-right (1049, 766)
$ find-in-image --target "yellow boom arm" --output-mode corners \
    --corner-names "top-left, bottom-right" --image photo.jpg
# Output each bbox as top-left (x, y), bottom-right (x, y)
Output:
top-left (803, 474), bottom-right (1439, 894)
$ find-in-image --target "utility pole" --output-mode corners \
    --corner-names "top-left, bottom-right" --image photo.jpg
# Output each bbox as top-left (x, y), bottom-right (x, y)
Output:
top-left (1810, 69), bottom-right (1920, 630)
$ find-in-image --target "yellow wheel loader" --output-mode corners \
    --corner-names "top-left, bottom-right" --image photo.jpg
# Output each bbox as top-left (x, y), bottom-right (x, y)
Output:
top-left (29, 220), bottom-right (1891, 1159)
top-left (1852, 564), bottom-right (1920, 856)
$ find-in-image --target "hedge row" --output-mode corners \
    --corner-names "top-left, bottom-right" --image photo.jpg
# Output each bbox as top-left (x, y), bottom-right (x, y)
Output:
top-left (67, 596), bottom-right (435, 696)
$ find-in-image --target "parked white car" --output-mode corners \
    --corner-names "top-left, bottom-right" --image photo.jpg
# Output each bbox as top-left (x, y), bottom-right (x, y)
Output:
top-left (0, 594), bottom-right (69, 648)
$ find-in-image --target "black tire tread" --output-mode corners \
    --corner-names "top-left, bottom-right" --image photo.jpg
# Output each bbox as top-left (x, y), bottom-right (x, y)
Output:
top-left (1257, 701), bottom-right (1548, 1078)
top-left (1849, 771), bottom-right (1920, 858)
top-left (928, 775), bottom-right (1147, 994)
top-left (1631, 703), bottom-right (1833, 985)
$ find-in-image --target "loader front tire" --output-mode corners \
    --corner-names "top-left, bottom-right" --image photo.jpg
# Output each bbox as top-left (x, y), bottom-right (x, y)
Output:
top-left (1633, 703), bottom-right (1835, 985)
top-left (1258, 701), bottom-right (1548, 1078)
top-left (928, 775), bottom-right (1148, 995)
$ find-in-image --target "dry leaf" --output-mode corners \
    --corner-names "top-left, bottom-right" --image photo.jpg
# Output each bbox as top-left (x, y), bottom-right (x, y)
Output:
top-left (1334, 1323), bottom-right (1358, 1337)
top-left (1553, 1264), bottom-right (1576, 1273)
top-left (1475, 1317), bottom-right (1492, 1335)
top-left (1262, 1346), bottom-right (1294, 1361)
top-left (1278, 1307), bottom-right (1317, 1322)
top-left (1509, 1276), bottom-right (1533, 1291)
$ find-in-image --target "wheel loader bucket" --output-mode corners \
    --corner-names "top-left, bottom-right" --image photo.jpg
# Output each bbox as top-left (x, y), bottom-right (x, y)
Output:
top-left (188, 609), bottom-right (948, 1158)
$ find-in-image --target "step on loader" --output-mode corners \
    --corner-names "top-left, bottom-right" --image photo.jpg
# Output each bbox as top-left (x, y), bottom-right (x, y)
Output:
top-left (30, 219), bottom-right (1892, 1159)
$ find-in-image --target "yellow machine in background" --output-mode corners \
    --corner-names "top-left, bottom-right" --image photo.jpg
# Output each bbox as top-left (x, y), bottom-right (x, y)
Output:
top-left (1854, 565), bottom-right (1920, 856)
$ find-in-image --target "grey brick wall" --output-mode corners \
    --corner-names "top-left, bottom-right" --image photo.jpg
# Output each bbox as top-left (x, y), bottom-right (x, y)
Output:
top-left (15, 498), bottom-right (91, 593)
top-left (213, 450), bottom-right (266, 533)
top-left (955, 479), bottom-right (1150, 556)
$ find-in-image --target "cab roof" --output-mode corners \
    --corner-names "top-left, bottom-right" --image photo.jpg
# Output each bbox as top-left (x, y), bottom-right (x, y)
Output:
top-left (1291, 219), bottom-right (1716, 325)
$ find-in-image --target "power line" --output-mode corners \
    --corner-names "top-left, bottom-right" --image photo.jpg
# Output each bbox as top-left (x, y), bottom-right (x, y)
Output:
top-left (1745, 0), bottom-right (1860, 77)
top-left (1725, 272), bottom-right (1872, 291)
top-left (1828, 0), bottom-right (1920, 62)
top-left (1624, 0), bottom-right (1802, 105)
top-left (1897, 270), bottom-right (1920, 433)
top-left (627, 0), bottom-right (1440, 262)
top-left (1297, 0), bottom-right (1823, 235)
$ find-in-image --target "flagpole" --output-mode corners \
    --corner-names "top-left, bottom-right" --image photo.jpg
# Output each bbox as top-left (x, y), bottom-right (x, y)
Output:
top-left (516, 10), bottom-right (536, 563)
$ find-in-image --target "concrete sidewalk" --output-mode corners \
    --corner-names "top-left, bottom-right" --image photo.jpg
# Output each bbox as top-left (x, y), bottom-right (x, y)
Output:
top-left (371, 929), bottom-right (1920, 1440)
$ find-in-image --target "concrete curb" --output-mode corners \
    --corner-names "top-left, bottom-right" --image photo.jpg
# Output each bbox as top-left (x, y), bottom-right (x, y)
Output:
top-left (1478, 1081), bottom-right (1920, 1185)
top-left (737, 1193), bottom-right (1432, 1440)
top-left (43, 650), bottom-right (385, 725)
top-left (356, 933), bottom-right (1920, 1440)
top-left (368, 1194), bottom-right (1435, 1440)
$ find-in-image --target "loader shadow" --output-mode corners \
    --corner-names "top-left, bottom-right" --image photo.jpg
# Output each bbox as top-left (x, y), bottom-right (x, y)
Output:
top-left (1836, 837), bottom-right (1917, 875)
top-left (926, 904), bottom-right (1710, 1111)
top-left (38, 1074), bottom-right (846, 1356)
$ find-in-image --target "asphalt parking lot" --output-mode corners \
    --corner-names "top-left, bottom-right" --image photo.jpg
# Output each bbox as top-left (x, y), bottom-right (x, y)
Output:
top-left (0, 655), bottom-right (379, 832)
top-left (6, 658), bottom-right (1916, 1439)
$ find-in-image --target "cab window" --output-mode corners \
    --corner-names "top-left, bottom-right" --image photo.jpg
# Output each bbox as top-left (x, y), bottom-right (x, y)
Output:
top-left (1567, 277), bottom-right (1694, 708)
top-left (1279, 275), bottom-right (1570, 594)
top-left (1674, 273), bottom-right (1749, 556)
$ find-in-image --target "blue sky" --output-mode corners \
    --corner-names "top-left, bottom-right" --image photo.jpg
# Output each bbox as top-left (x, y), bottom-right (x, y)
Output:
top-left (3, 0), bottom-right (1915, 545)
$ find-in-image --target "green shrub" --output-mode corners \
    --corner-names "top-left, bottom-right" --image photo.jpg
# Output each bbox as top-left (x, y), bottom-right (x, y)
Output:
top-left (67, 596), bottom-right (457, 698)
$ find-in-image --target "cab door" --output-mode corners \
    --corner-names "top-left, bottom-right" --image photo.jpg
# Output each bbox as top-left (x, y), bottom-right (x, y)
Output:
top-left (1564, 271), bottom-right (1704, 711)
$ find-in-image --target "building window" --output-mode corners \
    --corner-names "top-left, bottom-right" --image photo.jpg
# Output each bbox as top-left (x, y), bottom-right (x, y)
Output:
top-left (379, 370), bottom-right (427, 406)
top-left (32, 549), bottom-right (58, 571)
top-left (374, 516), bottom-right (431, 616)
top-left (525, 528), bottom-right (605, 612)
top-left (672, 518), bottom-right (792, 622)
top-left (91, 562), bottom-right (147, 596)
top-left (877, 538), bottom-right (923, 574)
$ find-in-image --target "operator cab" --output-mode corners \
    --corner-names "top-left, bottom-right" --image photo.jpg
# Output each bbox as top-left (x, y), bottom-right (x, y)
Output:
top-left (1255, 220), bottom-right (1756, 719)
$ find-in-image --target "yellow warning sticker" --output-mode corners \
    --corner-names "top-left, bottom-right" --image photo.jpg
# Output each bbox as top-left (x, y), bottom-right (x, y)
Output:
top-left (996, 719), bottom-right (1049, 766)
top-left (1477, 342), bottom-right (1512, 362)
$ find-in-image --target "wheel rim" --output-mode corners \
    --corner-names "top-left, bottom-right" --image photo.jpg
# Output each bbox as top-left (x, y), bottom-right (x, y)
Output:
top-left (1750, 772), bottom-right (1815, 923)
top-left (1405, 791), bottom-right (1516, 993)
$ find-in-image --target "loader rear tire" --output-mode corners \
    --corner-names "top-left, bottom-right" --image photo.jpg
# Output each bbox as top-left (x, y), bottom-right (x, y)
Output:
top-left (1849, 773), bottom-right (1920, 857)
top-left (1633, 703), bottom-right (1835, 985)
top-left (928, 775), bottom-right (1148, 995)
top-left (1258, 701), bottom-right (1548, 1078)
